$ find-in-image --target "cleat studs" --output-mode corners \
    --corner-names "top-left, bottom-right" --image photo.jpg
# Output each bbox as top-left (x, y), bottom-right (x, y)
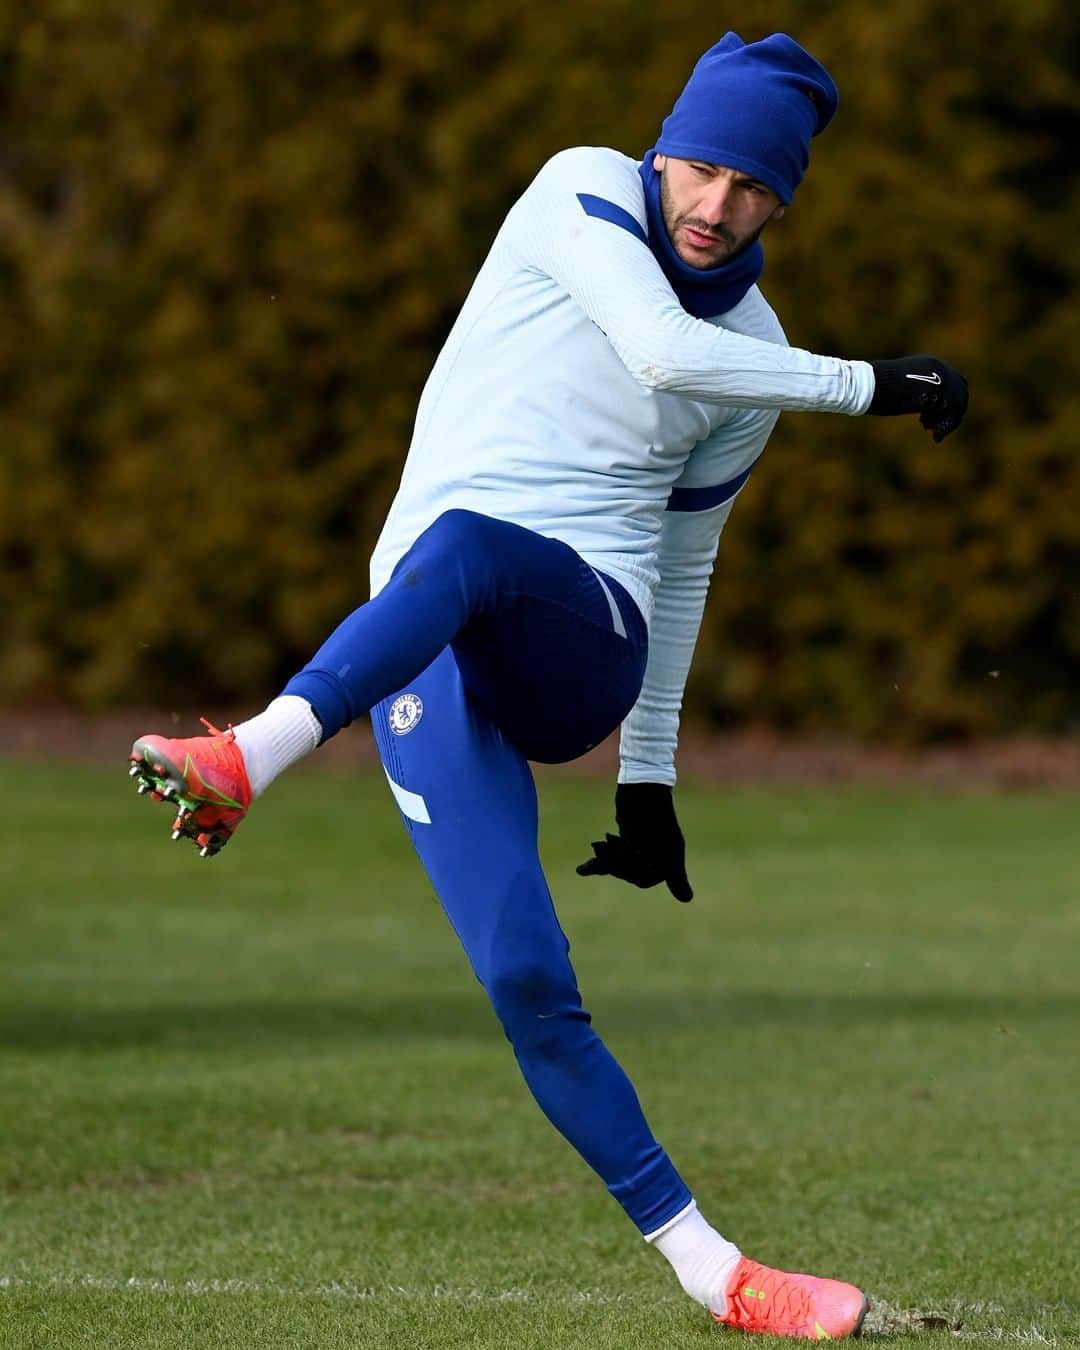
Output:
top-left (162, 786), bottom-right (176, 801)
top-left (128, 762), bottom-right (141, 777)
top-left (171, 830), bottom-right (183, 842)
top-left (199, 845), bottom-right (211, 858)
top-left (137, 780), bottom-right (151, 794)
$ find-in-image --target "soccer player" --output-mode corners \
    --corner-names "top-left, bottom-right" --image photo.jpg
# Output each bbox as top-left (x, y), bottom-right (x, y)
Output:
top-left (129, 33), bottom-right (967, 1339)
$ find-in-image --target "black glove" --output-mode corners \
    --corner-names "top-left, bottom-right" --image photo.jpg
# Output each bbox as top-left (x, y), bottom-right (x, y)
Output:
top-left (576, 782), bottom-right (693, 903)
top-left (867, 355), bottom-right (969, 442)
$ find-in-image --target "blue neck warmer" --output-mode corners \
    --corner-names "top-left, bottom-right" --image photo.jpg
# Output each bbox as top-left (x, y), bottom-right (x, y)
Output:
top-left (637, 150), bottom-right (764, 318)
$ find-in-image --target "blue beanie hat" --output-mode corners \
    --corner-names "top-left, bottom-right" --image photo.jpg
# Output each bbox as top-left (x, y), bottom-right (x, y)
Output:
top-left (656, 32), bottom-right (839, 203)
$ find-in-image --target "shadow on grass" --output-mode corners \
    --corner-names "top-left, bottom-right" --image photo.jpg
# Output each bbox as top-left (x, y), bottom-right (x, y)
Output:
top-left (1, 990), bottom-right (1075, 1053)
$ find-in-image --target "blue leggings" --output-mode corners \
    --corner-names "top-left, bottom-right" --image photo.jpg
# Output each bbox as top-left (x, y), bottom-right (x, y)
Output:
top-left (284, 510), bottom-right (692, 1233)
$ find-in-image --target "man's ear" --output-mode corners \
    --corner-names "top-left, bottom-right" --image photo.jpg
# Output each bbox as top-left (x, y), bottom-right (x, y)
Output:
top-left (770, 204), bottom-right (786, 221)
top-left (652, 152), bottom-right (667, 171)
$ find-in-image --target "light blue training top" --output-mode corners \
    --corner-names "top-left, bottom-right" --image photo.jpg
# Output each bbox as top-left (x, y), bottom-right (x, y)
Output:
top-left (369, 146), bottom-right (875, 784)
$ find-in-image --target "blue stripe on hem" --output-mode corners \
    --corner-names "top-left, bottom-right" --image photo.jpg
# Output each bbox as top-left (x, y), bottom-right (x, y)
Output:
top-left (666, 458), bottom-right (759, 513)
top-left (576, 193), bottom-right (649, 247)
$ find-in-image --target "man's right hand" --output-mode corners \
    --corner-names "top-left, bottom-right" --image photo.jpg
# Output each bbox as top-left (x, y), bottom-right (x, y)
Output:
top-left (866, 356), bottom-right (969, 442)
top-left (576, 782), bottom-right (694, 903)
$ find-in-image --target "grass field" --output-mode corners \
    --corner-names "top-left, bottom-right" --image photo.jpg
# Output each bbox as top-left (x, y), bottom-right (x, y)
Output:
top-left (0, 756), bottom-right (1077, 1348)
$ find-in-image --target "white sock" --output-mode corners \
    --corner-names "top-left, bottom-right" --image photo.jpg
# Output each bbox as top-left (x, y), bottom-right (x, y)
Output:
top-left (646, 1200), bottom-right (742, 1316)
top-left (231, 695), bottom-right (323, 798)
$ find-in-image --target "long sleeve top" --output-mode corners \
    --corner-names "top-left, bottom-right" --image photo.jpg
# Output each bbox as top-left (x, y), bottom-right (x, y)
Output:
top-left (369, 146), bottom-right (875, 781)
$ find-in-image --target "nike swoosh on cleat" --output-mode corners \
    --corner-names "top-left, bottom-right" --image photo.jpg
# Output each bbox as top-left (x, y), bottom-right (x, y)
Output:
top-left (182, 754), bottom-right (244, 809)
top-left (905, 371), bottom-right (942, 384)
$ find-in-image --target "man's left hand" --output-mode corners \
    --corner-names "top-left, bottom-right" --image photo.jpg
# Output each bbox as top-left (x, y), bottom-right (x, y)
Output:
top-left (576, 782), bottom-right (693, 902)
top-left (866, 355), bottom-right (969, 442)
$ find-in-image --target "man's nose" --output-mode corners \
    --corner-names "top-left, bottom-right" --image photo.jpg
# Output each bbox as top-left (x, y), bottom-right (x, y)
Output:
top-left (699, 182), bottom-right (733, 225)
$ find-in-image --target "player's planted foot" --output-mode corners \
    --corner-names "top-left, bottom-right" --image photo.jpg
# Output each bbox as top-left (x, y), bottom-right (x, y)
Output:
top-left (712, 1256), bottom-right (868, 1339)
top-left (129, 719), bottom-right (253, 857)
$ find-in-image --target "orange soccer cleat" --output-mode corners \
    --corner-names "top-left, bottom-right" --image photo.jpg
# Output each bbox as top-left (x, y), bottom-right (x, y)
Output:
top-left (128, 719), bottom-right (253, 858)
top-left (712, 1256), bottom-right (869, 1340)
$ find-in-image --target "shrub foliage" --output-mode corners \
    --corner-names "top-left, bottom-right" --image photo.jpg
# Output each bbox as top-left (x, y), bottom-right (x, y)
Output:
top-left (2, 0), bottom-right (1077, 738)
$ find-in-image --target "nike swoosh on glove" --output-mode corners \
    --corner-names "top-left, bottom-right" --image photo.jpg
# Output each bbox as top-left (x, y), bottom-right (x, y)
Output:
top-left (576, 782), bottom-right (693, 903)
top-left (867, 355), bottom-right (969, 442)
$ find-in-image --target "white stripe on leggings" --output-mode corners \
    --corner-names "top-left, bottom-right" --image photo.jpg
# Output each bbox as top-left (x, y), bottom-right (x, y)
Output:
top-left (383, 769), bottom-right (431, 824)
top-left (589, 568), bottom-right (627, 639)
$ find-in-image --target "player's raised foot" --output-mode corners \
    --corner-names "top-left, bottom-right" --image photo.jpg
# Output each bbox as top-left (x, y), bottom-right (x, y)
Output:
top-left (712, 1256), bottom-right (868, 1340)
top-left (128, 718), bottom-right (253, 858)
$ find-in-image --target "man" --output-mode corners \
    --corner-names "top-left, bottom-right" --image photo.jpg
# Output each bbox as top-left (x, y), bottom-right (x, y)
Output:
top-left (129, 33), bottom-right (967, 1339)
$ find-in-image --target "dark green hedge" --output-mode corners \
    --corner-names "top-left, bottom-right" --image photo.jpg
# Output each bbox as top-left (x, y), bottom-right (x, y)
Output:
top-left (2, 0), bottom-right (1077, 738)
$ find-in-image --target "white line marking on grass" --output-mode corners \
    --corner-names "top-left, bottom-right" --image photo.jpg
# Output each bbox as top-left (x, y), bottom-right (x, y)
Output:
top-left (951, 1333), bottom-right (1060, 1346)
top-left (0, 1274), bottom-right (670, 1306)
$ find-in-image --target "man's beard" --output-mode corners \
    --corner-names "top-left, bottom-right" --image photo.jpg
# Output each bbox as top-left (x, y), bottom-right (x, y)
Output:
top-left (660, 171), bottom-right (765, 269)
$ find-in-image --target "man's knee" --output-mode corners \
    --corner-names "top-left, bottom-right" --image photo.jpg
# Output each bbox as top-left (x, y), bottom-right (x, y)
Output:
top-left (391, 510), bottom-right (505, 597)
top-left (416, 509), bottom-right (502, 559)
top-left (486, 946), bottom-right (581, 1044)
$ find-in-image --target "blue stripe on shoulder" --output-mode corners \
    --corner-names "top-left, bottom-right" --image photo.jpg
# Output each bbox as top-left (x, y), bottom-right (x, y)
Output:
top-left (666, 459), bottom-right (759, 513)
top-left (576, 193), bottom-right (648, 247)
